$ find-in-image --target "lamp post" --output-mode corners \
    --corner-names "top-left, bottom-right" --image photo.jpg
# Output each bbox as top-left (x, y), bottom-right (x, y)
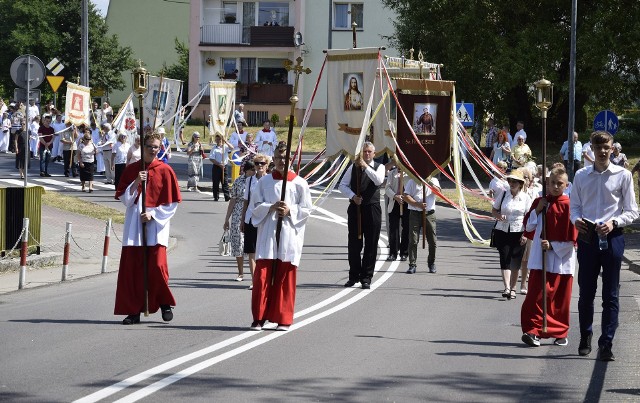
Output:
top-left (534, 77), bottom-right (553, 333)
top-left (132, 60), bottom-right (150, 317)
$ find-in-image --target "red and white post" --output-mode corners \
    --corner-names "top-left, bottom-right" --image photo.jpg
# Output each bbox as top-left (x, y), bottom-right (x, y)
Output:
top-left (101, 218), bottom-right (111, 274)
top-left (18, 218), bottom-right (29, 290)
top-left (61, 222), bottom-right (72, 281)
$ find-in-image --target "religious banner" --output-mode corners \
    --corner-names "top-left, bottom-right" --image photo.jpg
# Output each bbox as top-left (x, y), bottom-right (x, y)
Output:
top-left (371, 79), bottom-right (397, 155)
top-left (395, 79), bottom-right (455, 180)
top-left (144, 75), bottom-right (181, 129)
top-left (326, 48), bottom-right (380, 159)
top-left (112, 93), bottom-right (137, 144)
top-left (64, 82), bottom-right (91, 126)
top-left (209, 81), bottom-right (236, 137)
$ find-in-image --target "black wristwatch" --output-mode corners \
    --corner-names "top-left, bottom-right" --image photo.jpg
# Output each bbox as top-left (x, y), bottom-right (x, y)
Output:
top-left (612, 220), bottom-right (619, 229)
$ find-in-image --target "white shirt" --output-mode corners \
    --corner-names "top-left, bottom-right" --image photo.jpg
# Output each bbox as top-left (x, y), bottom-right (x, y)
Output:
top-left (113, 141), bottom-right (130, 164)
top-left (338, 160), bottom-right (386, 200)
top-left (489, 177), bottom-right (508, 198)
top-left (51, 121), bottom-right (66, 135)
top-left (229, 130), bottom-right (247, 150)
top-left (99, 130), bottom-right (117, 152)
top-left (404, 178), bottom-right (441, 211)
top-left (570, 164), bottom-right (639, 227)
top-left (493, 190), bottom-right (532, 232)
top-left (2, 118), bottom-right (11, 132)
top-left (119, 181), bottom-right (178, 247)
top-left (251, 173), bottom-right (312, 266)
top-left (582, 142), bottom-right (595, 167)
top-left (385, 168), bottom-right (408, 214)
top-left (255, 129), bottom-right (277, 156)
top-left (209, 144), bottom-right (230, 164)
top-left (525, 212), bottom-right (576, 275)
top-left (27, 105), bottom-right (39, 121)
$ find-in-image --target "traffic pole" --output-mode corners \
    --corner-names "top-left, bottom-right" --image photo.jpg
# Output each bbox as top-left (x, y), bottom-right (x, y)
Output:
top-left (61, 222), bottom-right (72, 281)
top-left (101, 219), bottom-right (111, 274)
top-left (18, 218), bottom-right (29, 290)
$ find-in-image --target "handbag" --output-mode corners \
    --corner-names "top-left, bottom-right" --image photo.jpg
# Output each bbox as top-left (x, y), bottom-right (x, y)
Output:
top-left (489, 191), bottom-right (507, 248)
top-left (218, 230), bottom-right (231, 256)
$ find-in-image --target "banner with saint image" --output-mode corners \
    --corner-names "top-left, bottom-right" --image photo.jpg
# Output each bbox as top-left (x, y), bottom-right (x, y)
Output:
top-left (395, 79), bottom-right (455, 180)
top-left (143, 75), bottom-right (182, 129)
top-left (112, 93), bottom-right (137, 144)
top-left (64, 82), bottom-right (91, 126)
top-left (326, 48), bottom-right (380, 158)
top-left (209, 81), bottom-right (236, 137)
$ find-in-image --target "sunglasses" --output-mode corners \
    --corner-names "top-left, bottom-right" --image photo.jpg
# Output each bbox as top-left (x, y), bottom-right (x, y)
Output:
top-left (254, 161), bottom-right (267, 166)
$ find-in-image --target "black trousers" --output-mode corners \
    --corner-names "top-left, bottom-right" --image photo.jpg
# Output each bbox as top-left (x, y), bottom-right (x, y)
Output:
top-left (211, 164), bottom-right (230, 201)
top-left (347, 202), bottom-right (381, 284)
top-left (388, 202), bottom-right (409, 257)
top-left (563, 160), bottom-right (581, 175)
top-left (114, 163), bottom-right (126, 189)
top-left (63, 150), bottom-right (78, 176)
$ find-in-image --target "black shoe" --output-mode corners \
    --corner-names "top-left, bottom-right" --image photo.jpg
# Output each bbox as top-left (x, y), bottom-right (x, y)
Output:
top-left (597, 346), bottom-right (615, 361)
top-left (400, 255), bottom-right (408, 261)
top-left (40, 172), bottom-right (45, 177)
top-left (122, 314), bottom-right (140, 325)
top-left (161, 305), bottom-right (173, 322)
top-left (578, 333), bottom-right (592, 356)
top-left (361, 282), bottom-right (371, 289)
top-left (406, 265), bottom-right (416, 274)
top-left (428, 263), bottom-right (437, 273)
top-left (344, 280), bottom-right (356, 287)
top-left (64, 173), bottom-right (70, 177)
top-left (386, 255), bottom-right (397, 261)
top-left (45, 173), bottom-right (52, 177)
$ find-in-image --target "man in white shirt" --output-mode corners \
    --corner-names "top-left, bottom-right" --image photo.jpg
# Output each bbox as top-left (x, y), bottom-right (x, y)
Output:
top-left (255, 120), bottom-right (277, 157)
top-left (338, 142), bottom-right (386, 289)
top-left (511, 121), bottom-right (526, 148)
top-left (582, 141), bottom-right (595, 168)
top-left (559, 131), bottom-right (582, 174)
top-left (229, 122), bottom-right (248, 151)
top-left (51, 112), bottom-right (67, 161)
top-left (403, 177), bottom-right (441, 273)
top-left (27, 99), bottom-right (40, 122)
top-left (99, 123), bottom-right (117, 184)
top-left (234, 103), bottom-right (247, 126)
top-left (570, 131), bottom-right (639, 362)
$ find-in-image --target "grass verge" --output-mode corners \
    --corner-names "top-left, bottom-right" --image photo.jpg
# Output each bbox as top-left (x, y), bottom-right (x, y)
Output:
top-left (440, 189), bottom-right (492, 214)
top-left (42, 192), bottom-right (125, 224)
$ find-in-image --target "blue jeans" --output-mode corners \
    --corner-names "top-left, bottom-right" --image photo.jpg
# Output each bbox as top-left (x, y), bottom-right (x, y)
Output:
top-left (39, 147), bottom-right (51, 173)
top-left (577, 229), bottom-right (624, 348)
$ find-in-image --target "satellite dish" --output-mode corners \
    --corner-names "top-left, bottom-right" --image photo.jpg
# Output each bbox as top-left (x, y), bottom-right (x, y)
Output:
top-left (294, 32), bottom-right (304, 47)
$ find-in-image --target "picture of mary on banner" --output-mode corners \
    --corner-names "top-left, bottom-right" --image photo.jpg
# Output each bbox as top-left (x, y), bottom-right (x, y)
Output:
top-left (343, 73), bottom-right (364, 111)
top-left (414, 103), bottom-right (437, 135)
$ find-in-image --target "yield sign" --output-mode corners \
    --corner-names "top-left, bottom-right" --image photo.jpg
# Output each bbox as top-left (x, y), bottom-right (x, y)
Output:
top-left (46, 75), bottom-right (65, 92)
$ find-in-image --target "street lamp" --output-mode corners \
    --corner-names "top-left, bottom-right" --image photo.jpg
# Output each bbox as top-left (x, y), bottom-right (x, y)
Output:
top-left (533, 76), bottom-right (553, 333)
top-left (131, 59), bottom-right (150, 317)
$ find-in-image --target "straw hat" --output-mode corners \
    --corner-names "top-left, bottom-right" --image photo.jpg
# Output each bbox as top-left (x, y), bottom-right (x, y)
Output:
top-left (505, 168), bottom-right (525, 183)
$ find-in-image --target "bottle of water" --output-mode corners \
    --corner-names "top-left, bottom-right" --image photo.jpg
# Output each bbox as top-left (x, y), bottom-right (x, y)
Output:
top-left (598, 222), bottom-right (608, 250)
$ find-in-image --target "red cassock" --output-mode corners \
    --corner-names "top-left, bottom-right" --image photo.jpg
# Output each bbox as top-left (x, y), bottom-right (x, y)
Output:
top-left (521, 195), bottom-right (577, 339)
top-left (113, 159), bottom-right (182, 315)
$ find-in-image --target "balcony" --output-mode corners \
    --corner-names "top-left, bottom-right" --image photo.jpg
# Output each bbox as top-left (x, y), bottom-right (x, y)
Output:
top-left (200, 82), bottom-right (292, 104)
top-left (200, 24), bottom-right (295, 47)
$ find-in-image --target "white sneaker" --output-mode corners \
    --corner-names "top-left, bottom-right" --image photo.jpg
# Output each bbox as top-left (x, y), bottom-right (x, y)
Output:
top-left (248, 284), bottom-right (253, 290)
top-left (275, 325), bottom-right (290, 331)
top-left (235, 275), bottom-right (243, 282)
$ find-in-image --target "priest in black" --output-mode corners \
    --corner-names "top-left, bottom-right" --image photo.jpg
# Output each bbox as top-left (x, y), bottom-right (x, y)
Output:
top-left (338, 142), bottom-right (386, 289)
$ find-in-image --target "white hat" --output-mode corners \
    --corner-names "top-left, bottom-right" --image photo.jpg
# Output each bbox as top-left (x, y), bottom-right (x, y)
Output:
top-left (102, 123), bottom-right (112, 130)
top-left (156, 127), bottom-right (166, 135)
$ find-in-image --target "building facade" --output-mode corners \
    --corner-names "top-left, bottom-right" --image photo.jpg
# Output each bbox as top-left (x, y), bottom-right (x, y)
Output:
top-left (189, 0), bottom-right (398, 127)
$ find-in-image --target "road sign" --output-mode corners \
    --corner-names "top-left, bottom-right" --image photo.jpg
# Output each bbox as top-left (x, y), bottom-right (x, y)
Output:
top-left (456, 103), bottom-right (474, 127)
top-left (10, 55), bottom-right (46, 89)
top-left (14, 88), bottom-right (42, 104)
top-left (46, 58), bottom-right (65, 75)
top-left (46, 76), bottom-right (65, 92)
top-left (593, 110), bottom-right (619, 135)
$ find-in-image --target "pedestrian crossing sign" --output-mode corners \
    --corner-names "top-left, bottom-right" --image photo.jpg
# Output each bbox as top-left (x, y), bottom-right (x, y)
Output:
top-left (455, 103), bottom-right (474, 127)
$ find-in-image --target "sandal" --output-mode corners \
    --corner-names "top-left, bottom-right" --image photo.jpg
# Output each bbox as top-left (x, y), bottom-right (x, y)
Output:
top-left (502, 288), bottom-right (510, 298)
top-left (509, 289), bottom-right (517, 300)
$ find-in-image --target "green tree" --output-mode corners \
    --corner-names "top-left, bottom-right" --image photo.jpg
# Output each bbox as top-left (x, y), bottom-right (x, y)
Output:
top-left (0, 0), bottom-right (134, 101)
top-left (158, 38), bottom-right (189, 105)
top-left (381, 0), bottom-right (640, 141)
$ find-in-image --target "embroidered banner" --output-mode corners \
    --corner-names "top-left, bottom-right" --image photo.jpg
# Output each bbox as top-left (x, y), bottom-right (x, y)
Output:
top-left (326, 48), bottom-right (380, 158)
top-left (209, 81), bottom-right (236, 137)
top-left (395, 79), bottom-right (455, 180)
top-left (112, 93), bottom-right (137, 144)
top-left (64, 82), bottom-right (91, 126)
top-left (144, 75), bottom-right (182, 129)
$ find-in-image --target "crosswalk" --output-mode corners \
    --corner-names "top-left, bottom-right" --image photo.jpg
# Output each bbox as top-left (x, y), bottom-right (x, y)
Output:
top-left (0, 175), bottom-right (117, 192)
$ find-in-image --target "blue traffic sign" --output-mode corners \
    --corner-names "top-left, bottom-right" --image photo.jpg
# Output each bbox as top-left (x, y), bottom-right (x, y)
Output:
top-left (456, 103), bottom-right (474, 127)
top-left (593, 110), bottom-right (619, 135)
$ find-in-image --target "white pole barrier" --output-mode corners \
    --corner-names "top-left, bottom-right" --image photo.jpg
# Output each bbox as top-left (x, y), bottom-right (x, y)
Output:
top-left (18, 218), bottom-right (29, 290)
top-left (101, 219), bottom-right (111, 274)
top-left (61, 222), bottom-right (72, 281)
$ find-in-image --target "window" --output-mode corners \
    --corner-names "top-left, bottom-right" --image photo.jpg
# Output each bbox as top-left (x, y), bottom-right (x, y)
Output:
top-left (334, 2), bottom-right (363, 29)
top-left (257, 58), bottom-right (288, 84)
top-left (258, 2), bottom-right (290, 27)
top-left (222, 58), bottom-right (238, 79)
top-left (221, 2), bottom-right (237, 24)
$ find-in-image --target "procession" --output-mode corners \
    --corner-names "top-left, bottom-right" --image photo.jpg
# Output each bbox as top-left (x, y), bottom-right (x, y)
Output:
top-left (1, 0), bottom-right (640, 402)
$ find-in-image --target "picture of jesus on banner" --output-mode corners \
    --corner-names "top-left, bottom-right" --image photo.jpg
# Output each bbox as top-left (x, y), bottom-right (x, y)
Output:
top-left (415, 103), bottom-right (437, 135)
top-left (344, 73), bottom-right (364, 111)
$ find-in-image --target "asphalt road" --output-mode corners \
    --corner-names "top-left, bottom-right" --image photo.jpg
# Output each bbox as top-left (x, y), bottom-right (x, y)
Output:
top-left (0, 151), bottom-right (639, 402)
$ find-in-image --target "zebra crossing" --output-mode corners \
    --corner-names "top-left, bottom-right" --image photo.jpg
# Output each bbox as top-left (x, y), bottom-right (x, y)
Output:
top-left (0, 174), bottom-right (117, 192)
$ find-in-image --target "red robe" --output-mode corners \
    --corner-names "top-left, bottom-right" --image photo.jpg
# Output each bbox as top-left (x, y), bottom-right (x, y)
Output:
top-left (114, 159), bottom-right (182, 315)
top-left (521, 194), bottom-right (577, 338)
